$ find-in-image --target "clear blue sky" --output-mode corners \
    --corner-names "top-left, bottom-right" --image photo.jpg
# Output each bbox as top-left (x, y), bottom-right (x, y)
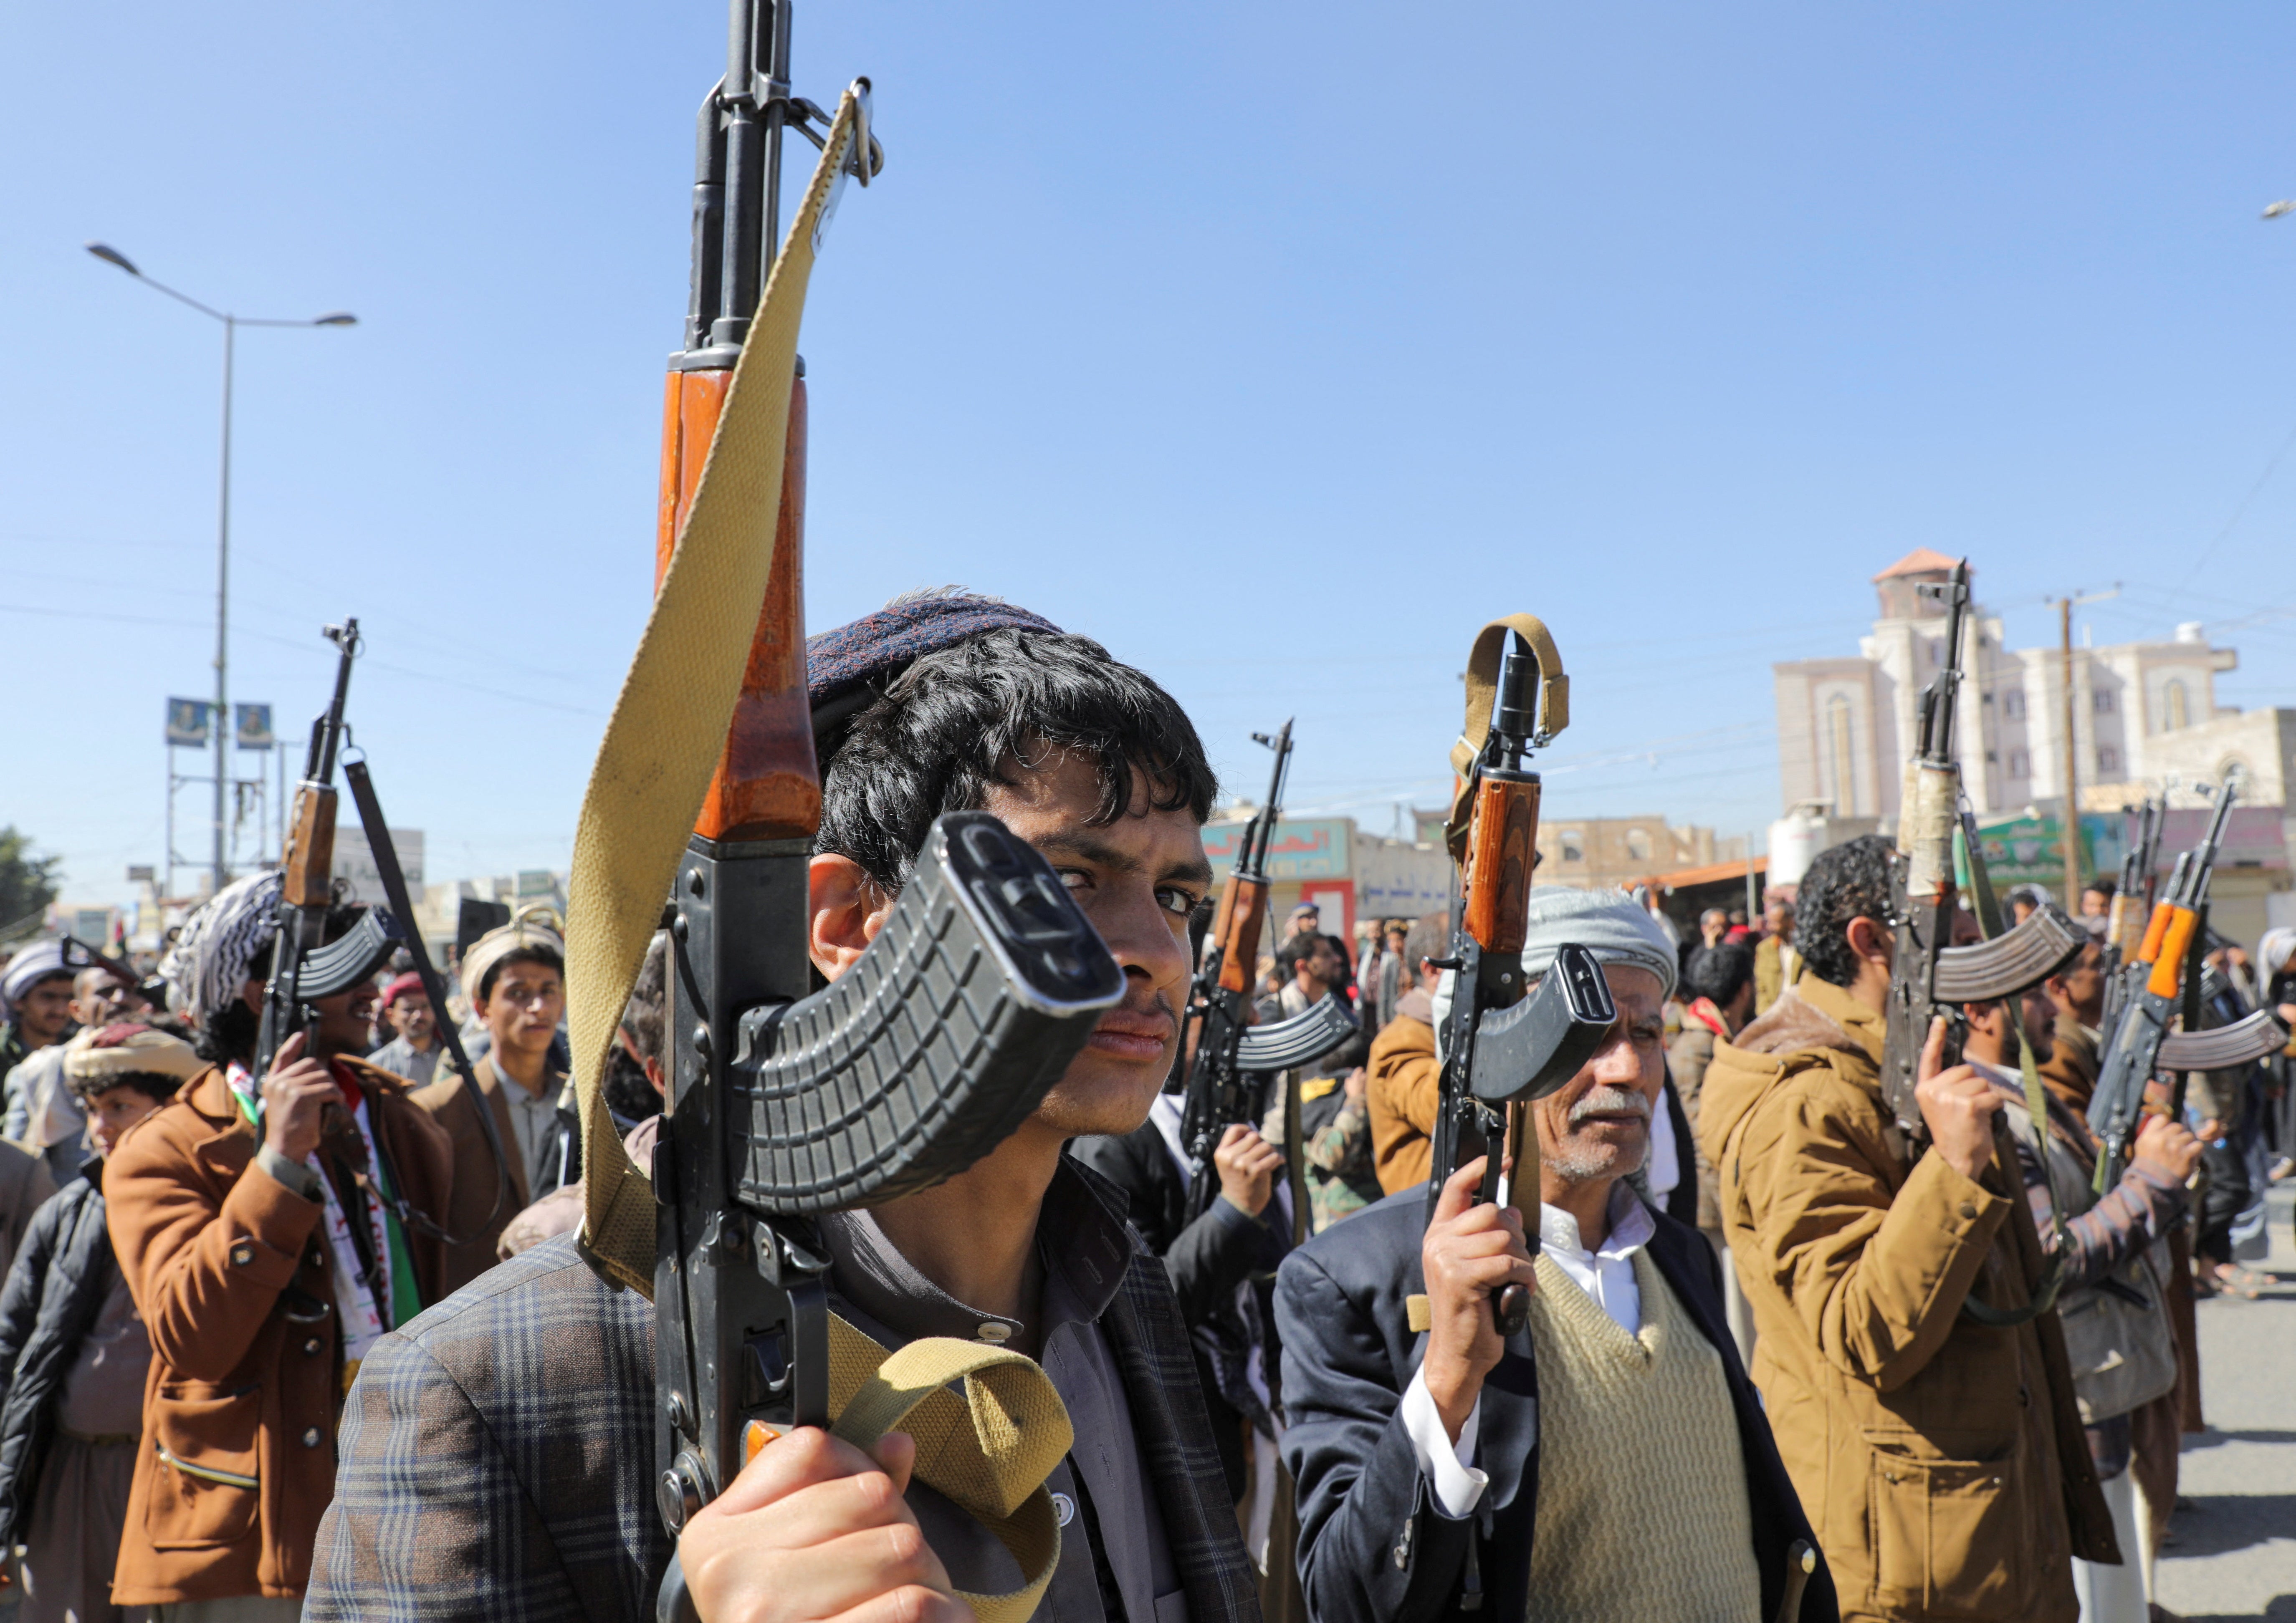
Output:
top-left (7, 2), bottom-right (2296, 907)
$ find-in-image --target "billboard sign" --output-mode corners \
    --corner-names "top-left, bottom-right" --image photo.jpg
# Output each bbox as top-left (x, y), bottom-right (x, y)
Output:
top-left (1203, 818), bottom-right (1352, 882)
top-left (235, 703), bottom-right (274, 750)
top-left (165, 699), bottom-right (212, 747)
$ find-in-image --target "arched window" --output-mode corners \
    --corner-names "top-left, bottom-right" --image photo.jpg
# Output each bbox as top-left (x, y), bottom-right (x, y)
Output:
top-left (1626, 828), bottom-right (1652, 863)
top-left (2097, 745), bottom-right (2121, 776)
top-left (2009, 750), bottom-right (2030, 779)
top-left (1560, 830), bottom-right (1585, 864)
top-left (2004, 690), bottom-right (2025, 720)
top-left (2164, 679), bottom-right (2189, 733)
top-left (1826, 695), bottom-right (1856, 815)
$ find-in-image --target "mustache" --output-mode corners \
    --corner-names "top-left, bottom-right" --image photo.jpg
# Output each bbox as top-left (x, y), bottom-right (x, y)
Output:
top-left (1567, 1087), bottom-right (1651, 1127)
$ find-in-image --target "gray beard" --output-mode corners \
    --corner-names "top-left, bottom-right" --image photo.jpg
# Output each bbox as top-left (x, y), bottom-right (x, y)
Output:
top-left (1547, 1087), bottom-right (1652, 1184)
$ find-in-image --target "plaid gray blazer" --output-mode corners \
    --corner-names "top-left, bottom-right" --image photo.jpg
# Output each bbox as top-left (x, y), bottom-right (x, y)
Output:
top-left (306, 1160), bottom-right (1260, 1623)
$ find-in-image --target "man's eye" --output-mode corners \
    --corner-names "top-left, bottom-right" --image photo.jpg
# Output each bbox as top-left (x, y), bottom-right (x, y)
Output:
top-left (1056, 870), bottom-right (1090, 892)
top-left (1156, 888), bottom-right (1198, 919)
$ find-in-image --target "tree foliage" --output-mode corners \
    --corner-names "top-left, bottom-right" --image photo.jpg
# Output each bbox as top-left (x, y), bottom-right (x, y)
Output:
top-left (0, 828), bottom-right (61, 943)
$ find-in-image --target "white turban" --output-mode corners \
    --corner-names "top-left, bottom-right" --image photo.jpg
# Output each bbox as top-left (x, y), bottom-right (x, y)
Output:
top-left (1, 941), bottom-right (70, 1009)
top-left (1517, 885), bottom-right (1680, 1002)
top-left (2260, 927), bottom-right (2296, 981)
top-left (463, 906), bottom-right (566, 1005)
top-left (65, 1023), bottom-right (205, 1086)
top-left (160, 871), bottom-right (284, 1026)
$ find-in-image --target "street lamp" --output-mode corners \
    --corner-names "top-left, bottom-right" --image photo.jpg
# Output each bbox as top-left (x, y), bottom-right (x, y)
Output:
top-left (84, 242), bottom-right (356, 895)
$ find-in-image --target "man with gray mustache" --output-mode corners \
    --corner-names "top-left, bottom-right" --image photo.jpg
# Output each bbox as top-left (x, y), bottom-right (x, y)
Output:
top-left (1275, 886), bottom-right (1832, 1623)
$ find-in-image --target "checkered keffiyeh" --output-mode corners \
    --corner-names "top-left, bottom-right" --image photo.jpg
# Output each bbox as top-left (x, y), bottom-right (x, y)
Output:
top-left (160, 869), bottom-right (283, 1025)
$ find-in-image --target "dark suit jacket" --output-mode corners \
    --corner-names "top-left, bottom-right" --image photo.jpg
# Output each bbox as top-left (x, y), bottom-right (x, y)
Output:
top-left (1071, 1120), bottom-right (1289, 1498)
top-left (1275, 1185), bottom-right (1836, 1623)
top-left (410, 1057), bottom-right (558, 1295)
top-left (306, 1169), bottom-right (1264, 1623)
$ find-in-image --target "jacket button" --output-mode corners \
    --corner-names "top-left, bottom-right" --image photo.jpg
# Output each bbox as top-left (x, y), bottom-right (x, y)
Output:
top-left (302, 1427), bottom-right (323, 1449)
top-left (303, 1338), bottom-right (322, 1356)
top-left (1957, 1202), bottom-right (1978, 1220)
top-left (230, 1240), bottom-right (255, 1267)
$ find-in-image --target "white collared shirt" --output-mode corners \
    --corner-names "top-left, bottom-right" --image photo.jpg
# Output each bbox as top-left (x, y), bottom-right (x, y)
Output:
top-left (1401, 1182), bottom-right (1657, 1518)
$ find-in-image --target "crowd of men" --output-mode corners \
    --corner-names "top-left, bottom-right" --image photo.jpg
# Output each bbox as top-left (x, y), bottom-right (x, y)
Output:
top-left (0, 591), bottom-right (2290, 1623)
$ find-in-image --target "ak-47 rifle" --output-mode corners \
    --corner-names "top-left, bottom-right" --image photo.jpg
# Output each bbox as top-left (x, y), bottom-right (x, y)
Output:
top-left (253, 621), bottom-right (398, 1083)
top-left (252, 621), bottom-right (514, 1244)
top-left (1419, 621), bottom-right (1615, 1338)
top-left (644, 17), bottom-right (1119, 1621)
top-left (1176, 722), bottom-right (1356, 1224)
top-left (2088, 774), bottom-right (2243, 1186)
top-left (1876, 563), bottom-right (2085, 1147)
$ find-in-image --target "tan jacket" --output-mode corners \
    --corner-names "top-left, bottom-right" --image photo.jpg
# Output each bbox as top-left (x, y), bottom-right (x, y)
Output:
top-left (104, 1060), bottom-right (452, 1604)
top-left (411, 1057), bottom-right (549, 1295)
top-left (1699, 975), bottom-right (2115, 1623)
top-left (1367, 989), bottom-right (1439, 1195)
top-left (1753, 934), bottom-right (1800, 1014)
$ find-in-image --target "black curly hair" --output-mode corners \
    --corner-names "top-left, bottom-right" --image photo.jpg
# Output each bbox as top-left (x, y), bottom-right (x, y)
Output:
top-left (1793, 834), bottom-right (1896, 989)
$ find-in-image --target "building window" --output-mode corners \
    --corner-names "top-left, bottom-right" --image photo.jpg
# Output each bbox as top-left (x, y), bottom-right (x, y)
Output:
top-left (2094, 688), bottom-right (2116, 716)
top-left (1826, 694), bottom-right (1856, 815)
top-left (1626, 828), bottom-right (1652, 863)
top-left (2004, 690), bottom-right (2025, 720)
top-left (2097, 745), bottom-right (2121, 776)
top-left (1560, 830), bottom-right (1585, 864)
top-left (2009, 749), bottom-right (2029, 778)
top-left (2164, 679), bottom-right (2189, 732)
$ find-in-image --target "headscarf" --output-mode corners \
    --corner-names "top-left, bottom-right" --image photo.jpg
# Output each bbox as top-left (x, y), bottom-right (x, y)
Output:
top-left (1517, 885), bottom-right (1680, 1002)
top-left (463, 906), bottom-right (566, 1005)
top-left (65, 1022), bottom-right (205, 1086)
top-left (159, 870), bottom-right (283, 1026)
top-left (1, 941), bottom-right (70, 1008)
top-left (2260, 927), bottom-right (2296, 982)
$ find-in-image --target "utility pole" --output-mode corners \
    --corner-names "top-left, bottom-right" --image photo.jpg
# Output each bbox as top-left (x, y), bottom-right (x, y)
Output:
top-left (2052, 586), bottom-right (2121, 907)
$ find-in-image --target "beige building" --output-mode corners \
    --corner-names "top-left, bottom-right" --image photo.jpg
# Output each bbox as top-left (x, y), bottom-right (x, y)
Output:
top-left (1775, 548), bottom-right (2271, 825)
top-left (1408, 807), bottom-right (1747, 896)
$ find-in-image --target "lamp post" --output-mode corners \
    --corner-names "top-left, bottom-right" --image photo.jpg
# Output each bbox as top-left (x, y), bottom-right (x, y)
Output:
top-left (84, 243), bottom-right (354, 894)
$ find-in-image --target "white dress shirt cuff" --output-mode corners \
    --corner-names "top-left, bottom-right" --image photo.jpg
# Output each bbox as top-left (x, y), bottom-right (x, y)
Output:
top-left (1400, 1368), bottom-right (1487, 1519)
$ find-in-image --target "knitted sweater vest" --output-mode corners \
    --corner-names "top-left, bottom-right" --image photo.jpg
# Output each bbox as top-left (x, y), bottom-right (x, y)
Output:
top-left (1521, 1247), bottom-right (1763, 1622)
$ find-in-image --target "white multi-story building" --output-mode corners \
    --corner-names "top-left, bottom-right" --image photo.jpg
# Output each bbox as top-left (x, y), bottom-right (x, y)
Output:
top-left (1773, 548), bottom-right (2285, 825)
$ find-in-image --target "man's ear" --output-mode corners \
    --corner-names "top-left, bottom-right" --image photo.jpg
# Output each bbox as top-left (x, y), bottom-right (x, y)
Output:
top-left (808, 855), bottom-right (894, 982)
top-left (1844, 915), bottom-right (1894, 970)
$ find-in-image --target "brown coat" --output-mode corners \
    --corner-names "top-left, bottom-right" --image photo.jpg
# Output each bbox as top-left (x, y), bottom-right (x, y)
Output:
top-left (412, 1057), bottom-right (544, 1295)
top-left (1665, 1021), bottom-right (1725, 1229)
top-left (1366, 989), bottom-right (1439, 1195)
top-left (1699, 975), bottom-right (2116, 1623)
top-left (103, 1060), bottom-right (453, 1605)
top-left (2038, 1012), bottom-right (2101, 1116)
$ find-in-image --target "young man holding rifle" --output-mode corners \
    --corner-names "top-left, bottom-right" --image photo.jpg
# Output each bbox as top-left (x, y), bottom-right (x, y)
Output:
top-left (306, 598), bottom-right (1263, 1623)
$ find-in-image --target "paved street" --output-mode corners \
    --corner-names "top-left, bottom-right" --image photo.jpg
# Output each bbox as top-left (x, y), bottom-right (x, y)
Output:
top-left (2158, 1184), bottom-right (2296, 1621)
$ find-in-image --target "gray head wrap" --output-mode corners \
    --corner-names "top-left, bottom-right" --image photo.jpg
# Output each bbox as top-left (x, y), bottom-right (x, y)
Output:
top-left (1431, 885), bottom-right (1681, 1061)
top-left (1517, 885), bottom-right (1678, 1001)
top-left (160, 870), bottom-right (283, 1026)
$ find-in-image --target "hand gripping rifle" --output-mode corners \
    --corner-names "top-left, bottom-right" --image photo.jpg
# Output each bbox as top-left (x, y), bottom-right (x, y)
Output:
top-left (1417, 620), bottom-right (1615, 1340)
top-left (1875, 562), bottom-right (2085, 1147)
top-left (2085, 773), bottom-right (2279, 1184)
top-left (1176, 724), bottom-right (1358, 1222)
top-left (620, 25), bottom-right (1121, 1622)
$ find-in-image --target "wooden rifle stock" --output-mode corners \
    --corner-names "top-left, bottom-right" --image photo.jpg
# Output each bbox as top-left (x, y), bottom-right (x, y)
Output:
top-left (657, 365), bottom-right (819, 842)
top-left (1461, 773), bottom-right (1539, 967)
top-left (281, 785), bottom-right (337, 907)
top-left (1210, 873), bottom-right (1267, 997)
